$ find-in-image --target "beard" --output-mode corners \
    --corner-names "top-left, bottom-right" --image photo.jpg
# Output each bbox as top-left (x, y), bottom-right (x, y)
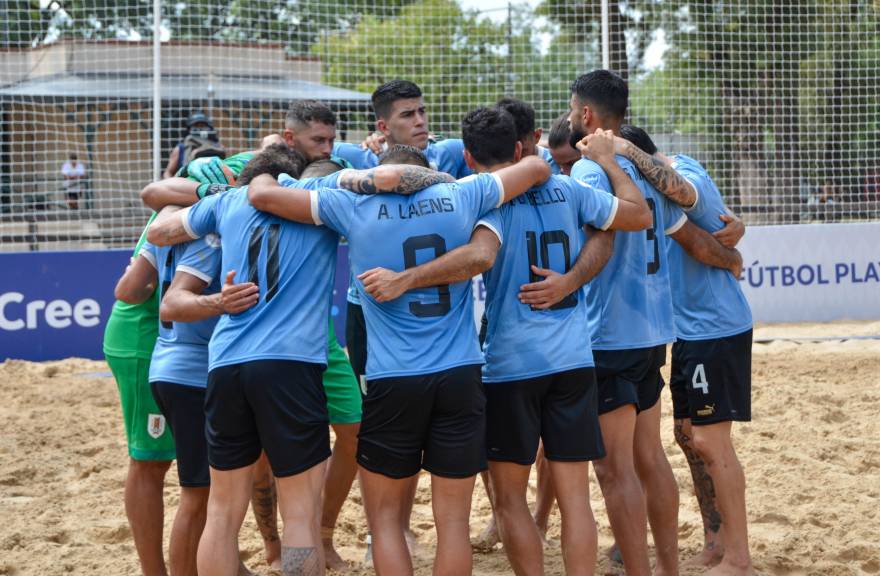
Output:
top-left (568, 123), bottom-right (587, 151)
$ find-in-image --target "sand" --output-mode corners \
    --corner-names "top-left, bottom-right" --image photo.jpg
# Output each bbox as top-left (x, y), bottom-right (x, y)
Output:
top-left (1, 321), bottom-right (879, 575)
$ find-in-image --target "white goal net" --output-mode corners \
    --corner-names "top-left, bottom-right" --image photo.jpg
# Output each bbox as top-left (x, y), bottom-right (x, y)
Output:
top-left (1, 0), bottom-right (878, 251)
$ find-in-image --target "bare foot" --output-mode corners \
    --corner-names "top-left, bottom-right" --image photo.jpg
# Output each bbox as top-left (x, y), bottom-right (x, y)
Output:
top-left (705, 558), bottom-right (755, 576)
top-left (683, 545), bottom-right (724, 568)
top-left (264, 537), bottom-right (282, 570)
top-left (323, 536), bottom-right (349, 572)
top-left (471, 517), bottom-right (500, 552)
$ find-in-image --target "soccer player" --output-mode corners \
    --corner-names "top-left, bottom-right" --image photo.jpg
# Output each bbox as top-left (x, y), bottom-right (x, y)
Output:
top-left (147, 145), bottom-right (456, 576)
top-left (113, 225), bottom-right (224, 576)
top-left (358, 121), bottom-right (652, 576)
top-left (616, 125), bottom-right (755, 576)
top-left (546, 112), bottom-right (581, 176)
top-left (567, 70), bottom-right (743, 576)
top-left (245, 109), bottom-right (552, 575)
top-left (103, 216), bottom-right (175, 576)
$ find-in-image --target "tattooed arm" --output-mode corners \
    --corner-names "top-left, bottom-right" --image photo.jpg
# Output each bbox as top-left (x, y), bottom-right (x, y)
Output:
top-left (616, 138), bottom-right (697, 208)
top-left (670, 220), bottom-right (743, 277)
top-left (359, 225), bottom-right (500, 302)
top-left (337, 165), bottom-right (455, 195)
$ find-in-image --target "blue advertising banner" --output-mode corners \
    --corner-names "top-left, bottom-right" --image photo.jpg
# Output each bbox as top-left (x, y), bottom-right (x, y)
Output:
top-left (1, 249), bottom-right (131, 361)
top-left (1, 245), bottom-right (354, 361)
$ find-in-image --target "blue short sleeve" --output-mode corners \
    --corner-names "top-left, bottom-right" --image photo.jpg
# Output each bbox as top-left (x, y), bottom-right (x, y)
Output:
top-left (315, 188), bottom-right (358, 237)
top-left (332, 142), bottom-right (378, 170)
top-left (176, 235), bottom-right (222, 285)
top-left (185, 193), bottom-right (224, 238)
top-left (566, 177), bottom-right (618, 231)
top-left (455, 173), bottom-right (503, 218)
top-left (571, 158), bottom-right (613, 195)
top-left (138, 240), bottom-right (159, 269)
top-left (476, 208), bottom-right (504, 244)
top-left (429, 139), bottom-right (472, 178)
top-left (661, 195), bottom-right (687, 236)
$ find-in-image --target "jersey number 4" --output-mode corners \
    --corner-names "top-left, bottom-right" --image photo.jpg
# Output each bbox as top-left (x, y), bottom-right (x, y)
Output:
top-left (692, 363), bottom-right (709, 394)
top-left (526, 230), bottom-right (576, 310)
top-left (403, 234), bottom-right (451, 317)
top-left (247, 224), bottom-right (281, 303)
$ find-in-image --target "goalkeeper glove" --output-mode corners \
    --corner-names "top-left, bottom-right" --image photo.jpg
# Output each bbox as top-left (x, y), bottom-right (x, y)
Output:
top-left (196, 182), bottom-right (232, 199)
top-left (186, 156), bottom-right (234, 185)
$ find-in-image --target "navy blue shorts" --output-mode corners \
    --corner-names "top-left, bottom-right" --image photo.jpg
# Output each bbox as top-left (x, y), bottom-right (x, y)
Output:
top-left (485, 367), bottom-right (605, 464)
top-left (358, 364), bottom-right (486, 479)
top-left (670, 329), bottom-right (752, 425)
top-left (150, 381), bottom-right (210, 487)
top-left (593, 344), bottom-right (667, 415)
top-left (205, 360), bottom-right (331, 477)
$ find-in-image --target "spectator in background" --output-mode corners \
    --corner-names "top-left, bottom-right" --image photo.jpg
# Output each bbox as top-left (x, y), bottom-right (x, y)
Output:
top-left (61, 153), bottom-right (86, 210)
top-left (163, 112), bottom-right (226, 178)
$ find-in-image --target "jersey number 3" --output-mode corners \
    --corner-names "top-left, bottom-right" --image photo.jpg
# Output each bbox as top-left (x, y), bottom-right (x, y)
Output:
top-left (403, 234), bottom-right (451, 317)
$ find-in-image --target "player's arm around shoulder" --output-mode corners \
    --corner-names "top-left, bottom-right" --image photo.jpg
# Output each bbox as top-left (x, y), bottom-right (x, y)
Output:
top-left (577, 130), bottom-right (651, 231)
top-left (359, 225), bottom-right (500, 303)
top-left (162, 270), bottom-right (258, 322)
top-left (147, 205), bottom-right (197, 246)
top-left (493, 155), bottom-right (552, 204)
top-left (670, 219), bottom-right (743, 278)
top-left (247, 173), bottom-right (316, 224)
top-left (614, 136), bottom-right (698, 208)
top-left (337, 165), bottom-right (454, 195)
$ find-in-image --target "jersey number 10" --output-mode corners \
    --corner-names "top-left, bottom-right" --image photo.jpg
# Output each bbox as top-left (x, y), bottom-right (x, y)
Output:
top-left (525, 230), bottom-right (576, 311)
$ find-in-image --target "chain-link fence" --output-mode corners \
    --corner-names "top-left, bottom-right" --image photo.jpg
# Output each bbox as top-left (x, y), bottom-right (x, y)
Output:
top-left (1, 0), bottom-right (878, 251)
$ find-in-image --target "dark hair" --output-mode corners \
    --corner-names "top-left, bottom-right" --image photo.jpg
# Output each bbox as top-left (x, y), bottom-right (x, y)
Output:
top-left (619, 124), bottom-right (658, 155)
top-left (378, 144), bottom-right (430, 168)
top-left (371, 80), bottom-right (422, 119)
top-left (548, 112), bottom-right (571, 149)
top-left (496, 97), bottom-right (536, 141)
top-left (286, 100), bottom-right (337, 128)
top-left (237, 143), bottom-right (306, 186)
top-left (570, 70), bottom-right (629, 121)
top-left (461, 107), bottom-right (518, 166)
top-left (301, 158), bottom-right (347, 178)
top-left (69, 153), bottom-right (78, 160)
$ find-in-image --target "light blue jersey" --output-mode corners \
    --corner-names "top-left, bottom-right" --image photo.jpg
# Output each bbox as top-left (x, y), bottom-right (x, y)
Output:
top-left (333, 140), bottom-right (473, 305)
top-left (478, 174), bottom-right (618, 382)
top-left (669, 155), bottom-right (752, 340)
top-left (538, 146), bottom-right (562, 175)
top-left (314, 173), bottom-right (504, 379)
top-left (571, 155), bottom-right (686, 350)
top-left (140, 237), bottom-right (222, 387)
top-left (183, 187), bottom-right (339, 370)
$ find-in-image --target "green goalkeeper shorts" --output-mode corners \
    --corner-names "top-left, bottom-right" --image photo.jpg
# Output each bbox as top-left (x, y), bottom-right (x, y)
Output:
top-left (106, 355), bottom-right (176, 461)
top-left (324, 318), bottom-right (362, 424)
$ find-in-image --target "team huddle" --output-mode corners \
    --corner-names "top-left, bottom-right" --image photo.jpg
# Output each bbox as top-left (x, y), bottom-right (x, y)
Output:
top-left (105, 70), bottom-right (754, 576)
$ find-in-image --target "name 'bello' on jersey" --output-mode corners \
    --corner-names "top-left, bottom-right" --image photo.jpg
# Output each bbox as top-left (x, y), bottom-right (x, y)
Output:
top-left (669, 154), bottom-right (753, 340)
top-left (313, 172), bottom-right (504, 379)
top-left (571, 155), bottom-right (686, 350)
top-left (479, 174), bottom-right (619, 383)
top-left (140, 236), bottom-right (222, 388)
top-left (183, 187), bottom-right (339, 371)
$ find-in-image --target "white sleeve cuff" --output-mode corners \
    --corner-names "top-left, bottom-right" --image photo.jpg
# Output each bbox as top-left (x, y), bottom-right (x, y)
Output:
top-left (139, 248), bottom-right (157, 269)
top-left (665, 213), bottom-right (688, 236)
top-left (180, 207), bottom-right (199, 239)
top-left (476, 220), bottom-right (503, 244)
top-left (491, 172), bottom-right (505, 208)
top-left (309, 189), bottom-right (323, 225)
top-left (176, 264), bottom-right (212, 284)
top-left (599, 197), bottom-right (619, 231)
